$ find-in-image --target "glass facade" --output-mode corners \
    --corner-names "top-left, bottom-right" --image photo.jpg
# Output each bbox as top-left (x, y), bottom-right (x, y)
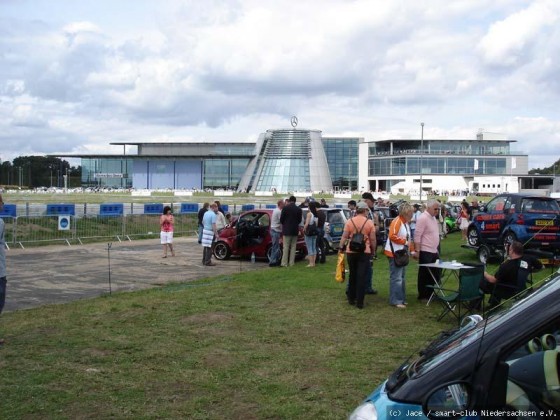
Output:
top-left (322, 137), bottom-right (359, 190)
top-left (203, 158), bottom-right (250, 189)
top-left (369, 140), bottom-right (510, 156)
top-left (369, 156), bottom-right (507, 176)
top-left (81, 157), bottom-right (133, 188)
top-left (254, 130), bottom-right (312, 192)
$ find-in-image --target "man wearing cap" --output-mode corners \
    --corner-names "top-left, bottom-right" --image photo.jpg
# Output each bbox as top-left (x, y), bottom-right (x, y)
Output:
top-left (339, 201), bottom-right (376, 309)
top-left (361, 192), bottom-right (379, 294)
top-left (0, 194), bottom-right (6, 345)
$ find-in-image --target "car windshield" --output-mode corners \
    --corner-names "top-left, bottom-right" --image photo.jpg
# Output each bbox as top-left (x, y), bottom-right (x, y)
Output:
top-left (521, 198), bottom-right (560, 214)
top-left (386, 275), bottom-right (560, 393)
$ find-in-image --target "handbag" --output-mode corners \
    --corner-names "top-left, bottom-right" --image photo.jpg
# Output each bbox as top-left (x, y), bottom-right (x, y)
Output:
top-left (389, 223), bottom-right (410, 267)
top-left (335, 251), bottom-right (346, 283)
top-left (392, 247), bottom-right (410, 267)
top-left (305, 219), bottom-right (318, 236)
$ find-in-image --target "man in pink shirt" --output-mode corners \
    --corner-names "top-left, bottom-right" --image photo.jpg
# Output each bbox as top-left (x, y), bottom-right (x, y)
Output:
top-left (413, 199), bottom-right (441, 300)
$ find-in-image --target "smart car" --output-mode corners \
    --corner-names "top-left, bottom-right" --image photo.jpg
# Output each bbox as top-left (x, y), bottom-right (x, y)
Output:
top-left (212, 209), bottom-right (306, 262)
top-left (467, 193), bottom-right (560, 250)
top-left (349, 272), bottom-right (560, 419)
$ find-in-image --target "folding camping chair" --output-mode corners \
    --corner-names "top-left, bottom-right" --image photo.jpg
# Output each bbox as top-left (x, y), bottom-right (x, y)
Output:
top-left (428, 264), bottom-right (485, 326)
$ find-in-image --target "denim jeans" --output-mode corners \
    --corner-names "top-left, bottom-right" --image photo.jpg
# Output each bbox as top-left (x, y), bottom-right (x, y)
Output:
top-left (304, 235), bottom-right (317, 256)
top-left (270, 229), bottom-right (281, 264)
top-left (197, 224), bottom-right (203, 243)
top-left (388, 258), bottom-right (406, 305)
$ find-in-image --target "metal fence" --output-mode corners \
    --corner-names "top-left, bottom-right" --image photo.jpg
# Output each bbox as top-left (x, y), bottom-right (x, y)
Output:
top-left (3, 214), bottom-right (199, 248)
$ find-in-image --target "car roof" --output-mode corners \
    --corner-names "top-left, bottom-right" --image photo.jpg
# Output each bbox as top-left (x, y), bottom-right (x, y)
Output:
top-left (495, 193), bottom-right (555, 200)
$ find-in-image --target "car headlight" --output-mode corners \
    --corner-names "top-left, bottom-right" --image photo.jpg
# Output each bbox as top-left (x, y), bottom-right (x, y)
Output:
top-left (349, 401), bottom-right (377, 420)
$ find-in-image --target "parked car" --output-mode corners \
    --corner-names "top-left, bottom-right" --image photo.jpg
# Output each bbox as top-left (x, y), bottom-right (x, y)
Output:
top-left (350, 272), bottom-right (560, 419)
top-left (212, 209), bottom-right (306, 261)
top-left (467, 193), bottom-right (560, 251)
top-left (319, 208), bottom-right (351, 252)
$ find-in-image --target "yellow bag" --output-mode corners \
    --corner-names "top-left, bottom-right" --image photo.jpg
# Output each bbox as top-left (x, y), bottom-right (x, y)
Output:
top-left (335, 251), bottom-right (346, 283)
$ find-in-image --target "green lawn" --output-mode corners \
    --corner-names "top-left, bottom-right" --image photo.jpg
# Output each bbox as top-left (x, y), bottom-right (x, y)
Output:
top-left (0, 232), bottom-right (551, 419)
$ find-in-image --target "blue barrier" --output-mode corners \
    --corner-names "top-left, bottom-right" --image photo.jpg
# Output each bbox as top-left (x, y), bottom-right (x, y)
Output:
top-left (100, 203), bottom-right (124, 216)
top-left (46, 204), bottom-right (76, 216)
top-left (221, 204), bottom-right (229, 213)
top-left (144, 203), bottom-right (164, 214)
top-left (241, 204), bottom-right (255, 211)
top-left (265, 204), bottom-right (276, 209)
top-left (180, 203), bottom-right (199, 214)
top-left (335, 204), bottom-right (344, 208)
top-left (0, 204), bottom-right (17, 218)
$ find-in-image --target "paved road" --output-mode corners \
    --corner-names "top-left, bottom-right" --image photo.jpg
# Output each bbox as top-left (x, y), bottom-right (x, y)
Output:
top-left (4, 237), bottom-right (265, 312)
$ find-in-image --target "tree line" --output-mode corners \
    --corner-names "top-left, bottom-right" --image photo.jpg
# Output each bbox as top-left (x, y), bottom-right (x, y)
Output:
top-left (528, 158), bottom-right (560, 175)
top-left (0, 156), bottom-right (81, 189)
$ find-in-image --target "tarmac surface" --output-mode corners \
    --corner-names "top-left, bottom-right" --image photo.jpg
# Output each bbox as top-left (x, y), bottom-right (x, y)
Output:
top-left (4, 237), bottom-right (266, 312)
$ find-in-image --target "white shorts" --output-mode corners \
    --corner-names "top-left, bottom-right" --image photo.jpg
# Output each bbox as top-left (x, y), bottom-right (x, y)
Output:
top-left (160, 231), bottom-right (174, 244)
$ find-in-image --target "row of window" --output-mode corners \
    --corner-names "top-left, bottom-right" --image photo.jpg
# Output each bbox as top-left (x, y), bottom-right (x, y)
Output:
top-left (369, 157), bottom-right (507, 176)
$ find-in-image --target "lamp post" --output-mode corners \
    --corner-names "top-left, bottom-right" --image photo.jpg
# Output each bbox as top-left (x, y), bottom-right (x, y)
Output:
top-left (420, 122), bottom-right (424, 202)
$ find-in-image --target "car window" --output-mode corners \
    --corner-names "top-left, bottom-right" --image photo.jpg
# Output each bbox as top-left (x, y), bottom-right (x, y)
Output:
top-left (327, 212), bottom-right (344, 225)
top-left (501, 319), bottom-right (560, 414)
top-left (522, 198), bottom-right (559, 214)
top-left (239, 213), bottom-right (259, 224)
top-left (258, 213), bottom-right (270, 227)
top-left (486, 196), bottom-right (508, 212)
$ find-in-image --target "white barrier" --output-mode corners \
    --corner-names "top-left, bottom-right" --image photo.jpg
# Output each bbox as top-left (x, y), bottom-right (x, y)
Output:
top-left (334, 193), bottom-right (352, 199)
top-left (174, 191), bottom-right (194, 196)
top-left (254, 191), bottom-right (274, 196)
top-left (131, 190), bottom-right (151, 197)
top-left (214, 190), bottom-right (234, 196)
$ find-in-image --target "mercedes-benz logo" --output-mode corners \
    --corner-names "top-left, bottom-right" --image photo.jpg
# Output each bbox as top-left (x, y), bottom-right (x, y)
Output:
top-left (290, 116), bottom-right (298, 128)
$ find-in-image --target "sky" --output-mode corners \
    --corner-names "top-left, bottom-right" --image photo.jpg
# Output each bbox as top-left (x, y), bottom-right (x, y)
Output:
top-left (1, 0), bottom-right (560, 170)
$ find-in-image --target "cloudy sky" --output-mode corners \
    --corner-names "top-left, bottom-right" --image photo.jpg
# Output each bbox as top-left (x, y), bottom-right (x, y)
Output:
top-left (1, 0), bottom-right (559, 169)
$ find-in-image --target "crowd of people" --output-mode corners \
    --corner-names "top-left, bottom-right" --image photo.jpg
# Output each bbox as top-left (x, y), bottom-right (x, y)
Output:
top-left (152, 193), bottom-right (534, 313)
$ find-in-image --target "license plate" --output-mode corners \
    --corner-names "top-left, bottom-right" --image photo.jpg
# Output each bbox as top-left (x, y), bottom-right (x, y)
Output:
top-left (535, 220), bottom-right (554, 226)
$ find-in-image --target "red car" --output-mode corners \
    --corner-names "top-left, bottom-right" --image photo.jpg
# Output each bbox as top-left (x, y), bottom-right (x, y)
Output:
top-left (213, 209), bottom-right (306, 262)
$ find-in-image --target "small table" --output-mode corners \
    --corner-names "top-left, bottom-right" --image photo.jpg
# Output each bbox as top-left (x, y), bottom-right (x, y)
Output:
top-left (419, 261), bottom-right (474, 305)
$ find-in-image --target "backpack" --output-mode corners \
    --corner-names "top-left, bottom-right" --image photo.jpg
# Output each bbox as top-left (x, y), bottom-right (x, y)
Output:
top-left (349, 219), bottom-right (366, 252)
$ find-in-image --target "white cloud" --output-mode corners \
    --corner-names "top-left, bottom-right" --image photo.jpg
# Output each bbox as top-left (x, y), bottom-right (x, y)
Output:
top-left (0, 0), bottom-right (559, 169)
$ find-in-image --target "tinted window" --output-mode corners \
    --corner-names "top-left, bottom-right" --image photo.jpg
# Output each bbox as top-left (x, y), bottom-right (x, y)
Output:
top-left (521, 198), bottom-right (560, 214)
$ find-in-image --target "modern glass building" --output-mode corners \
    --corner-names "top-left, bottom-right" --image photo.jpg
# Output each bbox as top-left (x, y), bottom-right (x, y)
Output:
top-left (78, 143), bottom-right (254, 190)
top-left (237, 129), bottom-right (335, 193)
top-left (323, 137), bottom-right (360, 190)
top-left (69, 134), bottom-right (361, 191)
top-left (362, 133), bottom-right (528, 194)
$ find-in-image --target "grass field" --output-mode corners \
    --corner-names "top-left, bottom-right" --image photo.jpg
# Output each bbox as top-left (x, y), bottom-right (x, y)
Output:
top-left (0, 232), bottom-right (553, 419)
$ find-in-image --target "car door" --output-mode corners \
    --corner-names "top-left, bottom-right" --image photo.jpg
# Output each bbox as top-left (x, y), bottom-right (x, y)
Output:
top-left (476, 195), bottom-right (512, 245)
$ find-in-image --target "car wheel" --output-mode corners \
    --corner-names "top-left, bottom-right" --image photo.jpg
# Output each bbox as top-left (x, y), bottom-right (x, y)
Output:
top-left (503, 231), bottom-right (517, 248)
top-left (213, 242), bottom-right (231, 260)
top-left (477, 244), bottom-right (491, 264)
top-left (467, 226), bottom-right (480, 247)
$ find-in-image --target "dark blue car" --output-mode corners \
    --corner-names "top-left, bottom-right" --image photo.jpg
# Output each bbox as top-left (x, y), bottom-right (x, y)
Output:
top-left (350, 272), bottom-right (560, 419)
top-left (467, 193), bottom-right (560, 251)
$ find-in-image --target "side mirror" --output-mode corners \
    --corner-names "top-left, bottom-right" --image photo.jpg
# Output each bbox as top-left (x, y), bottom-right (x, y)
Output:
top-left (479, 205), bottom-right (486, 213)
top-left (423, 382), bottom-right (470, 419)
